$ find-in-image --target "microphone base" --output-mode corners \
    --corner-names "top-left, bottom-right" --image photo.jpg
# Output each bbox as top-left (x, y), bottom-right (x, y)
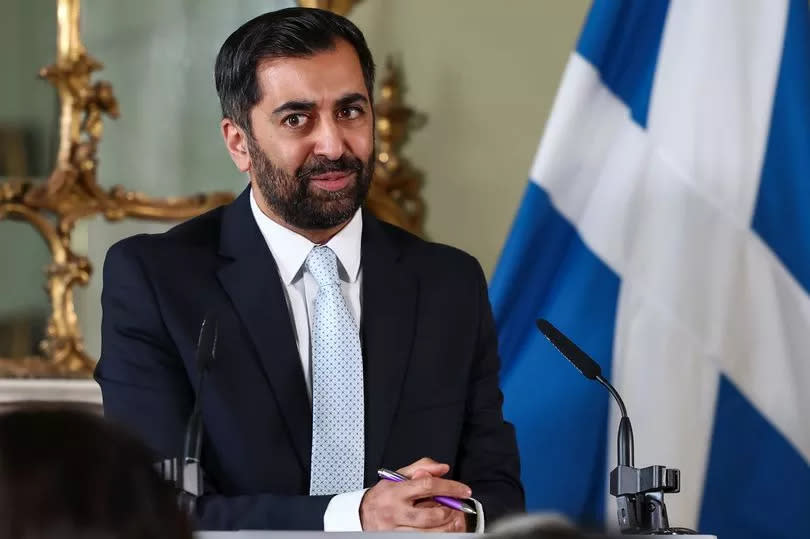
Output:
top-left (154, 456), bottom-right (202, 516)
top-left (611, 465), bottom-right (693, 534)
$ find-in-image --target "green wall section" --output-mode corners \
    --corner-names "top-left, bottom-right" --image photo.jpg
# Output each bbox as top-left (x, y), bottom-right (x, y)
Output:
top-left (347, 0), bottom-right (590, 277)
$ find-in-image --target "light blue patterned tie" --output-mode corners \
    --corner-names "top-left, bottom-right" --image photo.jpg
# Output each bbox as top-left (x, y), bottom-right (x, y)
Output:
top-left (306, 245), bottom-right (365, 495)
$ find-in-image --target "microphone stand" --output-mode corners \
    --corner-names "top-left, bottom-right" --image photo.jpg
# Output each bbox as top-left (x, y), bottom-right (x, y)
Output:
top-left (156, 313), bottom-right (218, 515)
top-left (536, 319), bottom-right (695, 535)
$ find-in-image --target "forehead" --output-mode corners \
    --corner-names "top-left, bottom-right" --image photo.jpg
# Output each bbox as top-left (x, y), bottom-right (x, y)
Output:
top-left (255, 39), bottom-right (368, 107)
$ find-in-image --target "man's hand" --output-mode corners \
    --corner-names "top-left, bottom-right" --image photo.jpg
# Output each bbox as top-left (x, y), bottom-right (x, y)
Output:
top-left (360, 457), bottom-right (471, 531)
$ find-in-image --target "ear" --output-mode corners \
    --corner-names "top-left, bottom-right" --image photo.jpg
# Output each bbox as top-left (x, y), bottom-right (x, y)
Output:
top-left (221, 118), bottom-right (251, 173)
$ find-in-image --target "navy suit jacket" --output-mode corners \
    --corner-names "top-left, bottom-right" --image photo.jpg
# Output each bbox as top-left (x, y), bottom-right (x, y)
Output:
top-left (95, 187), bottom-right (524, 530)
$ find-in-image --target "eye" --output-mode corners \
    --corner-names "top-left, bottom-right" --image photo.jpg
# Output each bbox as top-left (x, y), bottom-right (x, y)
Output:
top-left (337, 106), bottom-right (364, 120)
top-left (282, 113), bottom-right (309, 129)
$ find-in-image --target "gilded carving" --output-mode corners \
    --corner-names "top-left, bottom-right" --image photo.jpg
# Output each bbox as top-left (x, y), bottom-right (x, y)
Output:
top-left (366, 59), bottom-right (425, 235)
top-left (297, 0), bottom-right (361, 16)
top-left (0, 0), bottom-right (425, 377)
top-left (0, 0), bottom-right (232, 377)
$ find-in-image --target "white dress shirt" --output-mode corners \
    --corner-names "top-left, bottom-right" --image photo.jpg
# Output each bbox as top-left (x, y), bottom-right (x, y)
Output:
top-left (249, 188), bottom-right (484, 532)
top-left (250, 188), bottom-right (366, 530)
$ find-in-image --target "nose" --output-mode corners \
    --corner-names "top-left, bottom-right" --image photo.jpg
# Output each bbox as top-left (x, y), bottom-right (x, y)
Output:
top-left (312, 118), bottom-right (346, 161)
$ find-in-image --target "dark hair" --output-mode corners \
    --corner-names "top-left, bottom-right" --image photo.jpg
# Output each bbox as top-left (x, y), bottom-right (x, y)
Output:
top-left (214, 7), bottom-right (376, 133)
top-left (489, 513), bottom-right (621, 539)
top-left (0, 408), bottom-right (191, 539)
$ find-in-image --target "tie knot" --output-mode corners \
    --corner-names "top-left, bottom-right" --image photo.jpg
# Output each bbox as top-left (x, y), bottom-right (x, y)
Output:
top-left (306, 246), bottom-right (341, 288)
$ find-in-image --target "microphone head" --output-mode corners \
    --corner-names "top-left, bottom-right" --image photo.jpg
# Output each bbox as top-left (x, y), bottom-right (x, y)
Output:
top-left (195, 314), bottom-right (218, 374)
top-left (536, 319), bottom-right (602, 380)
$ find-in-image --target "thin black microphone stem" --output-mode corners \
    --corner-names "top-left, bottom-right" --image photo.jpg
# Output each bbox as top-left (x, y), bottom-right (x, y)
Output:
top-left (596, 374), bottom-right (634, 467)
top-left (596, 374), bottom-right (626, 417)
top-left (184, 320), bottom-right (217, 464)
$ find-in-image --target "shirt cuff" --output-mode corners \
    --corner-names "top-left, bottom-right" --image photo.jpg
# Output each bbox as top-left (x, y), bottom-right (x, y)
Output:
top-left (469, 497), bottom-right (485, 533)
top-left (323, 488), bottom-right (368, 531)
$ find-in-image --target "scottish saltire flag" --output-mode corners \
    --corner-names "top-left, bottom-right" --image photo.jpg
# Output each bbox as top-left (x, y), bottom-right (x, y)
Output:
top-left (490, 1), bottom-right (810, 537)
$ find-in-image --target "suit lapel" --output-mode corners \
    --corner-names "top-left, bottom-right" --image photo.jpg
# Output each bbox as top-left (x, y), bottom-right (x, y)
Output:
top-left (216, 192), bottom-right (419, 486)
top-left (361, 212), bottom-right (419, 485)
top-left (216, 188), bottom-right (312, 476)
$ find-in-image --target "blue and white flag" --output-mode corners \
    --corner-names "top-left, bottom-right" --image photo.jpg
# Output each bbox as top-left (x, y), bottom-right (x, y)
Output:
top-left (490, 1), bottom-right (810, 537)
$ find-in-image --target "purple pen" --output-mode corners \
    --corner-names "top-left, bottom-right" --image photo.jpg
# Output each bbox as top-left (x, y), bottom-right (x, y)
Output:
top-left (377, 468), bottom-right (477, 515)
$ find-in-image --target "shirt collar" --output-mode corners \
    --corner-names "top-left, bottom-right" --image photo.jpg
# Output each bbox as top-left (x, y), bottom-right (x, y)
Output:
top-left (249, 187), bottom-right (362, 285)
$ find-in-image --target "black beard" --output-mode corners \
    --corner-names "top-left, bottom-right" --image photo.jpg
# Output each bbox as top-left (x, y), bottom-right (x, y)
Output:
top-left (248, 135), bottom-right (374, 230)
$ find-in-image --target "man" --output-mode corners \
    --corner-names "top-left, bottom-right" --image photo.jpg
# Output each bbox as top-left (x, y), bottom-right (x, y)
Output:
top-left (96, 7), bottom-right (524, 532)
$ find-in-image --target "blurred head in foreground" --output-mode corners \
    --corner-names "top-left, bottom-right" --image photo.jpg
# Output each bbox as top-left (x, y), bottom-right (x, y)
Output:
top-left (0, 407), bottom-right (190, 539)
top-left (489, 512), bottom-right (616, 539)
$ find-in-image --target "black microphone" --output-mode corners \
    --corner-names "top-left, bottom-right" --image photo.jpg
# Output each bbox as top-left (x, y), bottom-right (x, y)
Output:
top-left (156, 312), bottom-right (218, 515)
top-left (180, 313), bottom-right (218, 506)
top-left (536, 319), bottom-right (693, 534)
top-left (535, 319), bottom-right (633, 467)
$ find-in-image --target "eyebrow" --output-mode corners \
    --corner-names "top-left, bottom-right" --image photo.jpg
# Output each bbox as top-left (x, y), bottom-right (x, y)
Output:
top-left (335, 93), bottom-right (369, 109)
top-left (272, 100), bottom-right (316, 115)
top-left (271, 93), bottom-right (369, 116)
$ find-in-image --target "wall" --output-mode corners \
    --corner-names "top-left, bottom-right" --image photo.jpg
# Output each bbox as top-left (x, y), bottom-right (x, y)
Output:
top-left (348, 0), bottom-right (590, 276)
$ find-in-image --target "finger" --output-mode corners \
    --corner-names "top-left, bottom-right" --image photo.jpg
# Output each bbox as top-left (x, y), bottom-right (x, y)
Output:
top-left (392, 526), bottom-right (455, 533)
top-left (398, 457), bottom-right (449, 478)
top-left (402, 475), bottom-right (472, 501)
top-left (410, 469), bottom-right (433, 480)
top-left (395, 504), bottom-right (455, 529)
top-left (394, 515), bottom-right (465, 533)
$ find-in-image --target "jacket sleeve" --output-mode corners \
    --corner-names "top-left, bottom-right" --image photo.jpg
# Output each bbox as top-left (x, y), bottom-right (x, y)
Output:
top-left (454, 259), bottom-right (526, 526)
top-left (95, 239), bottom-right (333, 530)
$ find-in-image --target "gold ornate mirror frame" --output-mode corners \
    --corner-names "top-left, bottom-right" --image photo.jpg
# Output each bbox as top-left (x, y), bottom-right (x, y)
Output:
top-left (0, 0), bottom-right (424, 378)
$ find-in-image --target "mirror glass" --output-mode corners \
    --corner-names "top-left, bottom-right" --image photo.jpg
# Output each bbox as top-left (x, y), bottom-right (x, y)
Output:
top-left (0, 222), bottom-right (51, 358)
top-left (76, 0), bottom-right (293, 359)
top-left (0, 1), bottom-right (57, 358)
top-left (82, 0), bottom-right (294, 196)
top-left (0, 1), bottom-right (58, 180)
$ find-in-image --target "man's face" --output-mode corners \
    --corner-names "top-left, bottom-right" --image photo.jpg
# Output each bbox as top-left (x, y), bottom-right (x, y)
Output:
top-left (246, 39), bottom-right (375, 230)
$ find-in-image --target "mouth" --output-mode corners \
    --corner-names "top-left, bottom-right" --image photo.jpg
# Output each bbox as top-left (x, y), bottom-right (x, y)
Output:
top-left (309, 170), bottom-right (356, 192)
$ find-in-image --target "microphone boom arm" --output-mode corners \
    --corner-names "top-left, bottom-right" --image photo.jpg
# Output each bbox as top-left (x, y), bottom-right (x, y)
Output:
top-left (156, 312), bottom-right (218, 516)
top-left (595, 374), bottom-right (634, 468)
